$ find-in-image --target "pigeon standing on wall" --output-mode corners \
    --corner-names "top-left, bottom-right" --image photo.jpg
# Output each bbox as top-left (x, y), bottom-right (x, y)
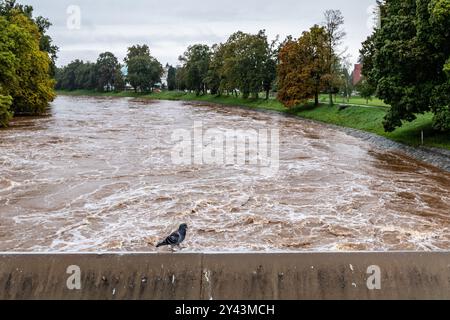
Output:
top-left (156, 224), bottom-right (188, 250)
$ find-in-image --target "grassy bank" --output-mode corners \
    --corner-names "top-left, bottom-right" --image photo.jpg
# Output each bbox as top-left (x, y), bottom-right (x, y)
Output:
top-left (318, 94), bottom-right (389, 107)
top-left (57, 90), bottom-right (450, 150)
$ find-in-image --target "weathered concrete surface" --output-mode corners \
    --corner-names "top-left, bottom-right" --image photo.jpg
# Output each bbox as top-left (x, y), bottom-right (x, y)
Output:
top-left (1, 253), bottom-right (450, 300)
top-left (0, 254), bottom-right (202, 300)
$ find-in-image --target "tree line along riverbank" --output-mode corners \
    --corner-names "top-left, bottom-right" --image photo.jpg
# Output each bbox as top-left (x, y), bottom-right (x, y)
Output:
top-left (56, 90), bottom-right (450, 152)
top-left (53, 2), bottom-right (450, 136)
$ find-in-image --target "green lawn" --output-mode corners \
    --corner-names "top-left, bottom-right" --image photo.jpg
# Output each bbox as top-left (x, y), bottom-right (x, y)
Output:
top-left (319, 94), bottom-right (389, 107)
top-left (57, 90), bottom-right (450, 150)
top-left (293, 104), bottom-right (449, 150)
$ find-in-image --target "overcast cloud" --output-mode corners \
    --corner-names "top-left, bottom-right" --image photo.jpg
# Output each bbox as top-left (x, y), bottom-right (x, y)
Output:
top-left (22, 0), bottom-right (378, 67)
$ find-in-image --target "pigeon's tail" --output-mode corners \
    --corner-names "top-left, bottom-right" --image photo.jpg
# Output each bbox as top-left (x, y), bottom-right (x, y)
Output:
top-left (156, 241), bottom-right (167, 248)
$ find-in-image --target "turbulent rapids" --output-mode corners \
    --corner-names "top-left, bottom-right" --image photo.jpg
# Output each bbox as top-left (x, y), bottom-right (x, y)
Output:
top-left (0, 96), bottom-right (449, 252)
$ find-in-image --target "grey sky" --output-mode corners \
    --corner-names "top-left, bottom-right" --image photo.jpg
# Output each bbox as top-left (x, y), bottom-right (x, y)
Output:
top-left (23, 0), bottom-right (378, 67)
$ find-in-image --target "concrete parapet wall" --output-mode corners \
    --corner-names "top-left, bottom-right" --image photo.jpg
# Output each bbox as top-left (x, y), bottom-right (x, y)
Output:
top-left (0, 253), bottom-right (449, 300)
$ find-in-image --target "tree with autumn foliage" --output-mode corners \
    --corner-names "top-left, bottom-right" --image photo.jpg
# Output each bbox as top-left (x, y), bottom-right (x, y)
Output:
top-left (277, 26), bottom-right (329, 108)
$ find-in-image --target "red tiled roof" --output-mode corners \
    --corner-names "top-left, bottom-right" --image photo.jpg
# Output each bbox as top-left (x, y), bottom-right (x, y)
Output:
top-left (353, 64), bottom-right (363, 85)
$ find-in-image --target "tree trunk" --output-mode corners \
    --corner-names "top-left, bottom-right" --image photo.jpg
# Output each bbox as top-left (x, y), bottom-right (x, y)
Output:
top-left (315, 92), bottom-right (319, 106)
top-left (329, 92), bottom-right (334, 106)
top-left (265, 90), bottom-right (270, 100)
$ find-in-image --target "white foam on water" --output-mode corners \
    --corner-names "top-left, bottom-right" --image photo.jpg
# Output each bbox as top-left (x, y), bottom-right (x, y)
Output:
top-left (0, 96), bottom-right (449, 252)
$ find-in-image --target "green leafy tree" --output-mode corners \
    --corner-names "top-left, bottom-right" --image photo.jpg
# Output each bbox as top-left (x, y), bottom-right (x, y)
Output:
top-left (126, 55), bottom-right (162, 92)
top-left (205, 44), bottom-right (225, 96)
top-left (262, 37), bottom-right (279, 100)
top-left (96, 52), bottom-right (122, 92)
top-left (220, 31), bottom-right (273, 99)
top-left (55, 61), bottom-right (98, 91)
top-left (55, 60), bottom-right (83, 90)
top-left (175, 66), bottom-right (187, 91)
top-left (339, 62), bottom-right (354, 103)
top-left (114, 68), bottom-right (126, 92)
top-left (359, 34), bottom-right (378, 101)
top-left (179, 44), bottom-right (211, 96)
top-left (1, 0), bottom-right (58, 75)
top-left (362, 0), bottom-right (450, 132)
top-left (77, 62), bottom-right (98, 90)
top-left (0, 94), bottom-right (13, 127)
top-left (0, 16), bottom-right (17, 89)
top-left (429, 0), bottom-right (450, 131)
top-left (167, 65), bottom-right (177, 91)
top-left (125, 45), bottom-right (163, 92)
top-left (432, 105), bottom-right (450, 131)
top-left (124, 44), bottom-right (150, 64)
top-left (0, 8), bottom-right (55, 116)
top-left (355, 77), bottom-right (375, 104)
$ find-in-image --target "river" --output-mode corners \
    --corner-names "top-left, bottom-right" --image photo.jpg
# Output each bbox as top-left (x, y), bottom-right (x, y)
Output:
top-left (0, 96), bottom-right (449, 252)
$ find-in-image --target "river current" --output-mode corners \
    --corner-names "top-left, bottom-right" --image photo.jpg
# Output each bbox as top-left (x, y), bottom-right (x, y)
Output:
top-left (0, 96), bottom-right (449, 252)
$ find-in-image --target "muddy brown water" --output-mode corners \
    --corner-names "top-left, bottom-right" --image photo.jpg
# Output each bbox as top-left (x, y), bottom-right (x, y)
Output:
top-left (0, 96), bottom-right (449, 252)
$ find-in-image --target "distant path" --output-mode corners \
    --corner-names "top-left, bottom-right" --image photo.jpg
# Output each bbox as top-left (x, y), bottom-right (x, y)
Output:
top-left (336, 103), bottom-right (388, 109)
